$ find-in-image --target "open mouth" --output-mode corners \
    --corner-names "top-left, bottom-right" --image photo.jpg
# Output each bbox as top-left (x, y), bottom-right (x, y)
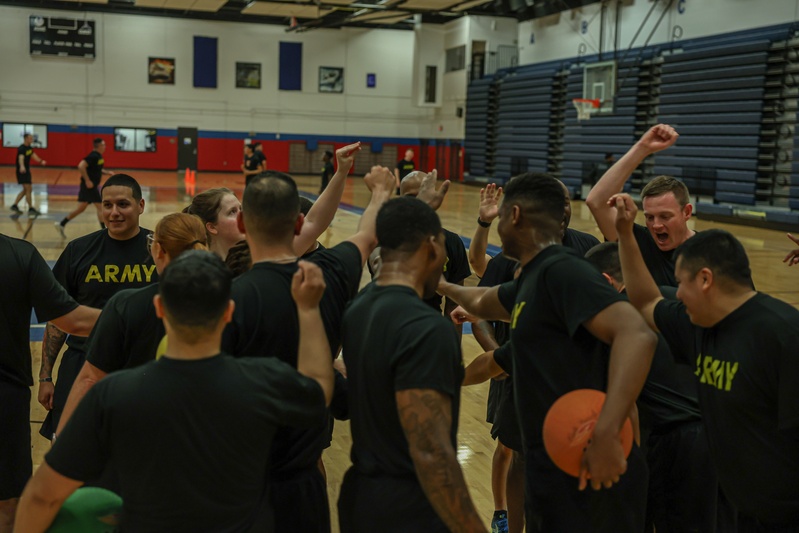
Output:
top-left (655, 232), bottom-right (669, 245)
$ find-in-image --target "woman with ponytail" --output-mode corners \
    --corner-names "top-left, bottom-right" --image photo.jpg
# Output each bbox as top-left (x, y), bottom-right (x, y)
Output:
top-left (55, 213), bottom-right (210, 436)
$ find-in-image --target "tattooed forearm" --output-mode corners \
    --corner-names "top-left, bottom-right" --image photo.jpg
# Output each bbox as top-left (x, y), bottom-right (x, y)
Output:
top-left (397, 389), bottom-right (486, 533)
top-left (40, 322), bottom-right (68, 378)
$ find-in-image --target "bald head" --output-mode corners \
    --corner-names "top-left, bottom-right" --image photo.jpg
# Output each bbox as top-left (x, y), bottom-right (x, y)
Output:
top-left (399, 171), bottom-right (426, 197)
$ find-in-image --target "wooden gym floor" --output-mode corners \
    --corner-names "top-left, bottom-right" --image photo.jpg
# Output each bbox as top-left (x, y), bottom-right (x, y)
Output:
top-left (3, 167), bottom-right (797, 530)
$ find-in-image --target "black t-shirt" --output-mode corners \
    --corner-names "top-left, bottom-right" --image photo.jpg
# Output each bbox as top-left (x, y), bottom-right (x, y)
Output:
top-left (343, 283), bottom-right (463, 477)
top-left (562, 227), bottom-right (601, 257)
top-left (243, 154), bottom-right (260, 172)
top-left (253, 150), bottom-right (267, 168)
top-left (83, 150), bottom-right (105, 183)
top-left (633, 223), bottom-right (676, 287)
top-left (616, 292), bottom-right (701, 435)
top-left (46, 354), bottom-right (326, 532)
top-left (396, 159), bottom-right (415, 180)
top-left (300, 242), bottom-right (326, 260)
top-left (53, 229), bottom-right (158, 352)
top-left (478, 254), bottom-right (517, 346)
top-left (85, 284), bottom-right (163, 373)
top-left (321, 161), bottom-right (334, 181)
top-left (16, 144), bottom-right (32, 174)
top-left (221, 241), bottom-right (362, 472)
top-left (654, 294), bottom-right (799, 524)
top-left (425, 229), bottom-right (471, 311)
top-left (497, 245), bottom-right (622, 448)
top-left (0, 235), bottom-right (78, 387)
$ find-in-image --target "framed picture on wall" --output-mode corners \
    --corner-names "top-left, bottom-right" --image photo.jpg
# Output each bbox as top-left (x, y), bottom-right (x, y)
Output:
top-left (148, 57), bottom-right (175, 84)
top-left (236, 62), bottom-right (261, 89)
top-left (319, 66), bottom-right (343, 93)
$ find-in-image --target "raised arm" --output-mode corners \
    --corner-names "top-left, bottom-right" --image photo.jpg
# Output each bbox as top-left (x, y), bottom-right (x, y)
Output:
top-left (292, 261), bottom-right (334, 405)
top-left (585, 124), bottom-right (679, 241)
top-left (294, 142), bottom-right (361, 255)
top-left (579, 300), bottom-right (657, 491)
top-left (438, 282), bottom-right (509, 322)
top-left (783, 233), bottom-right (799, 267)
top-left (397, 388), bottom-right (487, 532)
top-left (612, 193), bottom-right (664, 330)
top-left (38, 323), bottom-right (68, 412)
top-left (469, 184), bottom-right (502, 278)
top-left (346, 165), bottom-right (394, 264)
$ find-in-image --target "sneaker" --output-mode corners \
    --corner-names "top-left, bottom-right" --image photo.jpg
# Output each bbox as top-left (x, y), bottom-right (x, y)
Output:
top-left (491, 510), bottom-right (508, 533)
top-left (10, 205), bottom-right (21, 213)
top-left (28, 207), bottom-right (41, 217)
top-left (55, 222), bottom-right (66, 238)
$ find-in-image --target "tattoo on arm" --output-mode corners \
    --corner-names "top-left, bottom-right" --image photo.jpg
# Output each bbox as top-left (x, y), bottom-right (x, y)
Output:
top-left (397, 389), bottom-right (485, 532)
top-left (40, 322), bottom-right (68, 378)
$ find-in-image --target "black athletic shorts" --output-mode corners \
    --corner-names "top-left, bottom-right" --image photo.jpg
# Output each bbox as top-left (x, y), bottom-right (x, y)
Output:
top-left (78, 180), bottom-right (102, 203)
top-left (0, 380), bottom-right (32, 499)
top-left (338, 468), bottom-right (449, 533)
top-left (486, 378), bottom-right (502, 425)
top-left (525, 444), bottom-right (649, 533)
top-left (40, 347), bottom-right (86, 440)
top-left (16, 172), bottom-right (31, 185)
top-left (269, 466), bottom-right (330, 533)
top-left (645, 420), bottom-right (718, 533)
top-left (493, 380), bottom-right (522, 452)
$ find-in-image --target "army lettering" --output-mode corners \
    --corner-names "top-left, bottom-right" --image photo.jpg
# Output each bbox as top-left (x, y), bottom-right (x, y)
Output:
top-left (510, 301), bottom-right (526, 329)
top-left (694, 354), bottom-right (739, 392)
top-left (85, 264), bottom-right (156, 283)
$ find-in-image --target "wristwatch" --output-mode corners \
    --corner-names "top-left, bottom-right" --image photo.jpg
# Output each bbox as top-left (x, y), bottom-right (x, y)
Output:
top-left (477, 217), bottom-right (492, 228)
top-left (39, 377), bottom-right (53, 382)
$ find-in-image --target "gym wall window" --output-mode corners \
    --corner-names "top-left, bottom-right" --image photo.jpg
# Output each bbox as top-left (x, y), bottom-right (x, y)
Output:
top-left (445, 46), bottom-right (466, 73)
top-left (2, 123), bottom-right (48, 149)
top-left (114, 128), bottom-right (157, 152)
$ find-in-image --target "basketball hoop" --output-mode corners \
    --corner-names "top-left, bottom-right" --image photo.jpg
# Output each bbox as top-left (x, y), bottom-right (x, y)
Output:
top-left (572, 98), bottom-right (601, 121)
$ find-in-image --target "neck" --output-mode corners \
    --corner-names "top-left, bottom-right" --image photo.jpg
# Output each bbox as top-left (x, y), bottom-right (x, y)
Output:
top-left (108, 226), bottom-right (140, 241)
top-left (707, 287), bottom-right (757, 325)
top-left (376, 261), bottom-right (425, 298)
top-left (248, 238), bottom-right (297, 264)
top-left (515, 234), bottom-right (561, 267)
top-left (162, 329), bottom-right (222, 361)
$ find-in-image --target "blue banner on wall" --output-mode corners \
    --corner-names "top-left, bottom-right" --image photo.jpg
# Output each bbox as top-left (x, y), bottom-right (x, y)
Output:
top-left (194, 36), bottom-right (218, 88)
top-left (279, 42), bottom-right (303, 91)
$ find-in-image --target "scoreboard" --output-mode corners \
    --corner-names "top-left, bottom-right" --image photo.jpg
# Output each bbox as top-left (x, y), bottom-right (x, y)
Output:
top-left (29, 15), bottom-right (96, 59)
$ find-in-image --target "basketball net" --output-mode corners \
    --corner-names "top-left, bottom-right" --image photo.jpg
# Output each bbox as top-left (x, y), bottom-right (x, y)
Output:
top-left (572, 98), bottom-right (601, 121)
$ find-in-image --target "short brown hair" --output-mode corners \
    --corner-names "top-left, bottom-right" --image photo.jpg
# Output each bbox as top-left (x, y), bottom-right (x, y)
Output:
top-left (641, 176), bottom-right (690, 207)
top-left (155, 213), bottom-right (208, 259)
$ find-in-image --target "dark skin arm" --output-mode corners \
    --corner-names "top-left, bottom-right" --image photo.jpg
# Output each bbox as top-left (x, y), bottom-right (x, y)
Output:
top-left (38, 323), bottom-right (68, 411)
top-left (443, 282), bottom-right (464, 341)
top-left (462, 350), bottom-right (504, 386)
top-left (397, 389), bottom-right (487, 533)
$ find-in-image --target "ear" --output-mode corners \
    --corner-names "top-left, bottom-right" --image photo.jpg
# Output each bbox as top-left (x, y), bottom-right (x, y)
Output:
top-left (153, 240), bottom-right (167, 261)
top-left (236, 211), bottom-right (246, 235)
top-left (294, 213), bottom-right (305, 236)
top-left (683, 203), bottom-right (693, 219)
top-left (222, 300), bottom-right (235, 324)
top-left (601, 272), bottom-right (614, 286)
top-left (207, 220), bottom-right (219, 236)
top-left (511, 204), bottom-right (522, 225)
top-left (138, 199), bottom-right (145, 214)
top-left (699, 267), bottom-right (713, 291)
top-left (153, 294), bottom-right (165, 319)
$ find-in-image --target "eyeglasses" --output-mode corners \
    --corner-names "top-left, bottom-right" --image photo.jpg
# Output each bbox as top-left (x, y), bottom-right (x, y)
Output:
top-left (146, 233), bottom-right (155, 254)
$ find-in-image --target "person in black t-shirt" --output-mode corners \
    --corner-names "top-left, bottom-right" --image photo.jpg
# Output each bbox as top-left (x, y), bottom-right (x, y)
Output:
top-left (220, 165), bottom-right (394, 532)
top-left (439, 173), bottom-right (657, 532)
top-left (242, 143), bottom-right (264, 186)
top-left (614, 193), bottom-right (799, 529)
top-left (56, 138), bottom-right (114, 237)
top-left (320, 150), bottom-right (335, 193)
top-left (11, 133), bottom-right (46, 216)
top-left (253, 141), bottom-right (268, 171)
top-left (15, 251), bottom-right (334, 533)
top-left (586, 124), bottom-right (692, 286)
top-left (338, 197), bottom-right (486, 533)
top-left (399, 171), bottom-right (471, 331)
top-left (0, 234), bottom-right (100, 530)
top-left (56, 213), bottom-right (209, 437)
top-left (38, 174), bottom-right (158, 441)
top-left (584, 241), bottom-right (718, 533)
top-left (394, 148), bottom-right (415, 195)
